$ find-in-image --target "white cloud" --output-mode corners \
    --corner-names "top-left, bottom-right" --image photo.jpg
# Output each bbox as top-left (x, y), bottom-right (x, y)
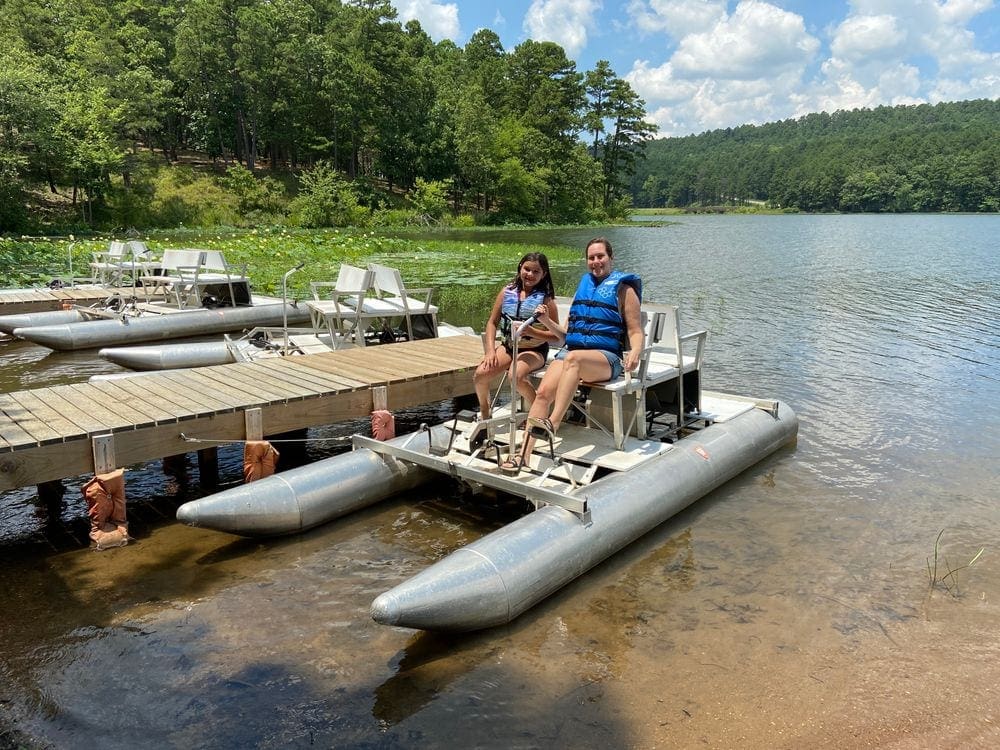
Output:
top-left (625, 0), bottom-right (999, 135)
top-left (830, 14), bottom-right (907, 61)
top-left (626, 0), bottom-right (727, 38)
top-left (523, 0), bottom-right (603, 58)
top-left (395, 0), bottom-right (460, 41)
top-left (671, 1), bottom-right (820, 79)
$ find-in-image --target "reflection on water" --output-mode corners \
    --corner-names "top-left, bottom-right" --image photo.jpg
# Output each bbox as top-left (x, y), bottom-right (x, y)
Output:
top-left (2, 215), bottom-right (999, 747)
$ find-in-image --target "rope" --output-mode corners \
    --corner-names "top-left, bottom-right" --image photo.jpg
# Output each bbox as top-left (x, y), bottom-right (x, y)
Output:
top-left (179, 433), bottom-right (353, 445)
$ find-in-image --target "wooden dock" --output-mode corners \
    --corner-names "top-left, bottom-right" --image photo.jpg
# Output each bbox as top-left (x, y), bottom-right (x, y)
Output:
top-left (0, 336), bottom-right (484, 492)
top-left (0, 285), bottom-right (169, 316)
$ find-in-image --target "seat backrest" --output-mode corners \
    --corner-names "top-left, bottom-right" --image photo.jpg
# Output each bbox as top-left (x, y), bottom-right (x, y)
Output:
top-left (108, 240), bottom-right (129, 258)
top-left (158, 249), bottom-right (205, 271)
top-left (368, 263), bottom-right (405, 298)
top-left (199, 250), bottom-right (227, 272)
top-left (126, 240), bottom-right (150, 258)
top-left (335, 263), bottom-right (372, 293)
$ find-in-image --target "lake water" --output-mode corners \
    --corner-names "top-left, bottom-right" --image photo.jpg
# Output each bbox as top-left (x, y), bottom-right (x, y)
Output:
top-left (1, 214), bottom-right (998, 748)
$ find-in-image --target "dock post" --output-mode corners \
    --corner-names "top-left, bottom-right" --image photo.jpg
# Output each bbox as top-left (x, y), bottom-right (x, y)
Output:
top-left (197, 447), bottom-right (219, 490)
top-left (37, 479), bottom-right (65, 507)
top-left (163, 454), bottom-right (188, 480)
top-left (270, 428), bottom-right (309, 468)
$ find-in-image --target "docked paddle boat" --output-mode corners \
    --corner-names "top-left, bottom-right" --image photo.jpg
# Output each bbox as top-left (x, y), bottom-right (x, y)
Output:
top-left (97, 321), bottom-right (475, 371)
top-left (176, 303), bottom-right (798, 631)
top-left (3, 252), bottom-right (311, 351)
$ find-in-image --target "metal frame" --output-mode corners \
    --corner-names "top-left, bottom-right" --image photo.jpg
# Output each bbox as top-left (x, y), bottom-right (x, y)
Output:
top-left (352, 433), bottom-right (591, 522)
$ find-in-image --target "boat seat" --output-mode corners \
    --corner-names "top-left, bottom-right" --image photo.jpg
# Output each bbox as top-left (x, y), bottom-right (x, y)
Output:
top-left (139, 249), bottom-right (205, 303)
top-left (305, 264), bottom-right (375, 348)
top-left (139, 249), bottom-right (249, 307)
top-left (366, 263), bottom-right (439, 342)
top-left (88, 241), bottom-right (130, 285)
top-left (530, 303), bottom-right (707, 450)
top-left (173, 250), bottom-right (251, 308)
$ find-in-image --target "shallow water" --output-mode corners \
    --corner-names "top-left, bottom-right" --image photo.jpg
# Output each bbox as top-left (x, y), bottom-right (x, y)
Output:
top-left (1, 214), bottom-right (999, 748)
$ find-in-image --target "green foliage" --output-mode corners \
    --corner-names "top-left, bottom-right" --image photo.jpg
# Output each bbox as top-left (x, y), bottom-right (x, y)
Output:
top-left (634, 100), bottom-right (1000, 213)
top-left (148, 167), bottom-right (239, 227)
top-left (289, 161), bottom-right (370, 228)
top-left (219, 164), bottom-right (288, 218)
top-left (410, 178), bottom-right (449, 222)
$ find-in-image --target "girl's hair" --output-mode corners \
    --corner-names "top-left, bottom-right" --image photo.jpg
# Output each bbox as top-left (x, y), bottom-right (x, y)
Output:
top-left (586, 237), bottom-right (613, 258)
top-left (508, 252), bottom-right (555, 298)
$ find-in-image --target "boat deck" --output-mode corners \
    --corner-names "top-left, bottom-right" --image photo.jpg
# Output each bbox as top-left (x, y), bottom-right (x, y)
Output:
top-left (353, 394), bottom-right (760, 522)
top-left (0, 335), bottom-right (484, 492)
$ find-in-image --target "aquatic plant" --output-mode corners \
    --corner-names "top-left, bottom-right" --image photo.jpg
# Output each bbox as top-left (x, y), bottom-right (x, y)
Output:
top-left (926, 529), bottom-right (984, 597)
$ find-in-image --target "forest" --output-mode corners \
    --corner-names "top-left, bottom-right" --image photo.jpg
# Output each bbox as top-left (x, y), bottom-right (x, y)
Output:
top-left (1, 0), bottom-right (996, 235)
top-left (0, 0), bottom-right (654, 233)
top-left (633, 99), bottom-right (999, 213)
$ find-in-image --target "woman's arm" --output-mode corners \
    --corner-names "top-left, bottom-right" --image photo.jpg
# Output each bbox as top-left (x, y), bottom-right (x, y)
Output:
top-left (619, 284), bottom-right (643, 372)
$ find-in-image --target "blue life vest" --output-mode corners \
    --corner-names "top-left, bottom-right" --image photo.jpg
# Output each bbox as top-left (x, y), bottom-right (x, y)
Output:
top-left (500, 286), bottom-right (548, 348)
top-left (565, 271), bottom-right (642, 355)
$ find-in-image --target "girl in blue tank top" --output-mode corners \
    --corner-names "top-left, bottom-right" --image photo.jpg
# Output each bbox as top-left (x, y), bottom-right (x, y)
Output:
top-left (473, 253), bottom-right (560, 419)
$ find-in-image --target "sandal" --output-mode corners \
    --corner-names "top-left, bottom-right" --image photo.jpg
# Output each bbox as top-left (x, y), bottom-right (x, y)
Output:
top-left (499, 454), bottom-right (524, 476)
top-left (526, 416), bottom-right (555, 439)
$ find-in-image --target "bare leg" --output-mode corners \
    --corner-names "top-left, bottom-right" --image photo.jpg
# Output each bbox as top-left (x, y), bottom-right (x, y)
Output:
top-left (511, 351), bottom-right (612, 465)
top-left (474, 348), bottom-right (513, 419)
top-left (512, 350), bottom-right (546, 409)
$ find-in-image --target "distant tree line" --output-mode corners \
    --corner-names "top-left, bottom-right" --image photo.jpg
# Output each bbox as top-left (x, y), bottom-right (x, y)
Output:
top-left (633, 99), bottom-right (999, 212)
top-left (0, 0), bottom-right (656, 232)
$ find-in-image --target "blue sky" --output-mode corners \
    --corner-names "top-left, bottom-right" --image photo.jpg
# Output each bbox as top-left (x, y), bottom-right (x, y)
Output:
top-left (394, 0), bottom-right (1000, 136)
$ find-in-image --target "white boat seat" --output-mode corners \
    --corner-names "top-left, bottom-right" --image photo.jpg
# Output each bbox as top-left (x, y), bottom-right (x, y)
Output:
top-left (140, 249), bottom-right (249, 307)
top-left (366, 262), bottom-right (438, 341)
top-left (88, 241), bottom-right (130, 285)
top-left (305, 264), bottom-right (375, 348)
top-left (173, 250), bottom-right (250, 307)
top-left (529, 302), bottom-right (707, 450)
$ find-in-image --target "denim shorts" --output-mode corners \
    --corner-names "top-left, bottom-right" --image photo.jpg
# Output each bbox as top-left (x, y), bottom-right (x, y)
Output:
top-left (555, 348), bottom-right (624, 380)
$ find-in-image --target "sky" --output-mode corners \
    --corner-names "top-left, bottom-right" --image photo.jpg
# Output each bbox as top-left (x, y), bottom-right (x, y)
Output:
top-left (393, 0), bottom-right (1000, 136)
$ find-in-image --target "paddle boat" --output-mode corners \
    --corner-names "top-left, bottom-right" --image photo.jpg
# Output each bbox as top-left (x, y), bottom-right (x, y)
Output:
top-left (176, 301), bottom-right (799, 632)
top-left (96, 322), bottom-right (473, 371)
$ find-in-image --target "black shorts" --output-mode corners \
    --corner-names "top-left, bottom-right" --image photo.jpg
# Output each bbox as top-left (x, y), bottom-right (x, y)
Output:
top-left (503, 341), bottom-right (549, 361)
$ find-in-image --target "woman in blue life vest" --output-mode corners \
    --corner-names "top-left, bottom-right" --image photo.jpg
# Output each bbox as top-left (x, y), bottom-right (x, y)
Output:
top-left (473, 252), bottom-right (561, 419)
top-left (503, 237), bottom-right (643, 472)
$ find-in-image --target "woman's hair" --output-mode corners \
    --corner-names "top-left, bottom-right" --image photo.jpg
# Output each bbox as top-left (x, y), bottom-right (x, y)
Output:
top-left (508, 252), bottom-right (555, 298)
top-left (586, 237), bottom-right (613, 258)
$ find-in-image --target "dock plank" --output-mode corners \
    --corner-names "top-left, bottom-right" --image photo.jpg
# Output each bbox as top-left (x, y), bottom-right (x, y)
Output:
top-left (110, 377), bottom-right (198, 421)
top-left (0, 393), bottom-right (62, 445)
top-left (52, 385), bottom-right (140, 433)
top-left (158, 370), bottom-right (251, 410)
top-left (0, 394), bottom-right (51, 446)
top-left (287, 357), bottom-right (371, 388)
top-left (96, 380), bottom-right (184, 423)
top-left (74, 381), bottom-right (159, 428)
top-left (122, 373), bottom-right (222, 419)
top-left (9, 390), bottom-right (90, 444)
top-left (304, 355), bottom-right (389, 384)
top-left (196, 365), bottom-right (293, 403)
top-left (233, 363), bottom-right (323, 399)
top-left (253, 358), bottom-right (353, 391)
top-left (0, 407), bottom-right (36, 449)
top-left (154, 372), bottom-right (239, 414)
top-left (187, 367), bottom-right (282, 405)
